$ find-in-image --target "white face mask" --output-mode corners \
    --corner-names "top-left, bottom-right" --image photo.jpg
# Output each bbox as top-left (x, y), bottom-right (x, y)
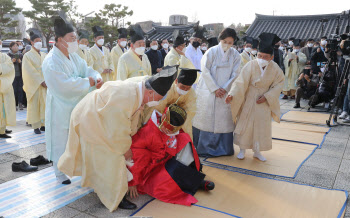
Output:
top-left (18, 45), bottom-right (23, 50)
top-left (135, 47), bottom-right (146, 55)
top-left (221, 43), bottom-right (230, 52)
top-left (176, 86), bottom-right (189, 95)
top-left (279, 46), bottom-right (284, 51)
top-left (79, 44), bottom-right (87, 50)
top-left (97, 39), bottom-right (104, 46)
top-left (201, 46), bottom-right (207, 51)
top-left (120, 41), bottom-right (127, 48)
top-left (63, 39), bottom-right (79, 54)
top-left (288, 41), bottom-right (294, 46)
top-left (151, 45), bottom-right (158, 50)
top-left (182, 47), bottom-right (186, 53)
top-left (321, 40), bottom-right (327, 46)
top-left (162, 43), bottom-right (169, 49)
top-left (245, 47), bottom-right (252, 53)
top-left (294, 49), bottom-right (300, 53)
top-left (251, 50), bottom-right (257, 55)
top-left (257, 58), bottom-right (270, 68)
top-left (146, 93), bottom-right (166, 107)
top-left (34, 42), bottom-right (42, 50)
top-left (307, 43), bottom-right (313, 47)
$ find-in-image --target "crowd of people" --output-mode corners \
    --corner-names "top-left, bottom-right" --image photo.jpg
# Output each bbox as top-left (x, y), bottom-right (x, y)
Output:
top-left (0, 14), bottom-right (349, 212)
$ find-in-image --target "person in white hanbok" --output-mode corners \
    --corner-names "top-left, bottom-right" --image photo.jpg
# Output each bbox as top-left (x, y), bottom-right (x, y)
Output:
top-left (43, 16), bottom-right (103, 184)
top-left (192, 28), bottom-right (241, 157)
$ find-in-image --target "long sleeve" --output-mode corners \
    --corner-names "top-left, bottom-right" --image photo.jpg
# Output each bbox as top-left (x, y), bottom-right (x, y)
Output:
top-left (22, 52), bottom-right (44, 100)
top-left (200, 51), bottom-right (220, 93)
top-left (117, 57), bottom-right (129, 81)
top-left (222, 53), bottom-right (241, 91)
top-left (0, 54), bottom-right (15, 93)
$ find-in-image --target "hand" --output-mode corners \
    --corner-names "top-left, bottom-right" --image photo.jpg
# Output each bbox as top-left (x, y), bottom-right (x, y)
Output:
top-left (256, 95), bottom-right (267, 104)
top-left (96, 78), bottom-right (103, 89)
top-left (289, 59), bottom-right (293, 62)
top-left (124, 149), bottom-right (133, 160)
top-left (299, 73), bottom-right (304, 80)
top-left (215, 88), bottom-right (226, 98)
top-left (304, 74), bottom-right (310, 82)
top-left (12, 58), bottom-right (16, 63)
top-left (307, 61), bottom-right (311, 65)
top-left (156, 68), bottom-right (162, 73)
top-left (317, 48), bottom-right (321, 53)
top-left (128, 186), bottom-right (139, 199)
top-left (102, 69), bottom-right (109, 74)
top-left (41, 81), bottom-right (47, 88)
top-left (225, 95), bottom-right (233, 104)
top-left (318, 72), bottom-right (322, 77)
top-left (18, 59), bottom-right (21, 63)
top-left (108, 69), bottom-right (113, 74)
top-left (176, 47), bottom-right (185, 56)
top-left (88, 77), bottom-right (95, 87)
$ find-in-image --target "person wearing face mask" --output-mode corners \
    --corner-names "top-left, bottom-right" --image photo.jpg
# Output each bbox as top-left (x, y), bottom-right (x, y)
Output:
top-left (89, 26), bottom-right (114, 82)
top-left (143, 68), bottom-right (199, 139)
top-left (200, 42), bottom-right (208, 54)
top-left (240, 36), bottom-right (254, 70)
top-left (127, 104), bottom-right (214, 206)
top-left (250, 38), bottom-right (259, 60)
top-left (287, 37), bottom-right (295, 52)
top-left (192, 28), bottom-right (241, 157)
top-left (225, 32), bottom-right (284, 162)
top-left (282, 39), bottom-right (307, 99)
top-left (111, 28), bottom-right (128, 80)
top-left (16, 41), bottom-right (24, 53)
top-left (185, 26), bottom-right (206, 71)
top-left (57, 66), bottom-right (177, 212)
top-left (42, 16), bottom-right (103, 185)
top-left (300, 38), bottom-right (314, 64)
top-left (145, 40), bottom-right (163, 75)
top-left (160, 39), bottom-right (169, 66)
top-left (164, 30), bottom-right (195, 79)
top-left (76, 30), bottom-right (94, 67)
top-left (22, 29), bottom-right (48, 134)
top-left (311, 36), bottom-right (328, 69)
top-left (0, 38), bottom-right (16, 138)
top-left (117, 24), bottom-right (152, 81)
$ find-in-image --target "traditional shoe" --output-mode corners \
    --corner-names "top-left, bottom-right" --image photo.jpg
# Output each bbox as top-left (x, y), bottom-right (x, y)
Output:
top-left (118, 196), bottom-right (137, 210)
top-left (40, 126), bottom-right (45, 131)
top-left (30, 155), bottom-right (52, 166)
top-left (253, 152), bottom-right (267, 162)
top-left (5, 129), bottom-right (12, 134)
top-left (12, 161), bottom-right (38, 172)
top-left (282, 95), bottom-right (288, 99)
top-left (293, 103), bottom-right (300, 108)
top-left (19, 103), bottom-right (24, 110)
top-left (0, 134), bottom-right (11, 138)
top-left (62, 179), bottom-right (71, 185)
top-left (237, 149), bottom-right (246, 160)
top-left (291, 96), bottom-right (295, 99)
top-left (34, 128), bottom-right (41, 134)
top-left (200, 180), bottom-right (215, 191)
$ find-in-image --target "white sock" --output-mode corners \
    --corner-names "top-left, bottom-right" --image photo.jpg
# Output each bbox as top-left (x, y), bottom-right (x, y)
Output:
top-left (56, 174), bottom-right (70, 183)
top-left (237, 149), bottom-right (246, 160)
top-left (253, 151), bottom-right (267, 162)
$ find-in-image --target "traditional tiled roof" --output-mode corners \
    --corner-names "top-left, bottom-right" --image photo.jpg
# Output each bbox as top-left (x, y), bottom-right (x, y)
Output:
top-left (146, 23), bottom-right (195, 41)
top-left (246, 12), bottom-right (349, 41)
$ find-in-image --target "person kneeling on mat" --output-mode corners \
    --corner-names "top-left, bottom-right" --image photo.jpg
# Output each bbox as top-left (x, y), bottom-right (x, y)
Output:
top-left (127, 104), bottom-right (214, 205)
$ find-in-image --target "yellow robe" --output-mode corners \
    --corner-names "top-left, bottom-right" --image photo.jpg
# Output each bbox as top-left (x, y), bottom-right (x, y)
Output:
top-left (117, 49), bottom-right (152, 81)
top-left (22, 49), bottom-right (47, 127)
top-left (228, 60), bottom-right (284, 151)
top-left (58, 81), bottom-right (144, 212)
top-left (89, 45), bottom-right (115, 82)
top-left (76, 47), bottom-right (94, 67)
top-left (143, 83), bottom-right (197, 139)
top-left (0, 53), bottom-right (16, 131)
top-left (111, 45), bottom-right (126, 80)
top-left (164, 48), bottom-right (196, 80)
top-left (283, 51), bottom-right (307, 93)
top-left (239, 50), bottom-right (252, 70)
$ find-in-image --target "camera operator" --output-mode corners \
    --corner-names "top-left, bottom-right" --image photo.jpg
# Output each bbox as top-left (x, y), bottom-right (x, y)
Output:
top-left (311, 36), bottom-right (328, 69)
top-left (294, 66), bottom-right (320, 108)
top-left (337, 37), bottom-right (350, 122)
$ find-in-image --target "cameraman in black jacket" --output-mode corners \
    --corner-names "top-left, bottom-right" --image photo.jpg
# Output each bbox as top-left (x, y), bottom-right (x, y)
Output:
top-left (294, 66), bottom-right (320, 108)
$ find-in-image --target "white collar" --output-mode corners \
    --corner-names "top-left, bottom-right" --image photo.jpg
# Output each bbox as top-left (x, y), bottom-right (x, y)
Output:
top-left (258, 61), bottom-right (269, 77)
top-left (94, 44), bottom-right (104, 55)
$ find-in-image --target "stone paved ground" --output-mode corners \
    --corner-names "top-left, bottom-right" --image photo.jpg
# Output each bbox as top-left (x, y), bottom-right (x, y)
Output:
top-left (0, 97), bottom-right (349, 218)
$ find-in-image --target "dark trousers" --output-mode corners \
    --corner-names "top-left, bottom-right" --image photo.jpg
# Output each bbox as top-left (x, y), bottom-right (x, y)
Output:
top-left (12, 76), bottom-right (24, 106)
top-left (295, 87), bottom-right (304, 104)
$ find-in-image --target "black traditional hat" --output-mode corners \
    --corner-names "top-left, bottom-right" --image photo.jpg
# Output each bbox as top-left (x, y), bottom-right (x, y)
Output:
top-left (288, 37), bottom-right (295, 41)
top-left (307, 38), bottom-right (314, 42)
top-left (252, 38), bottom-right (259, 49)
top-left (53, 13), bottom-right (74, 38)
top-left (78, 30), bottom-right (89, 40)
top-left (118, 28), bottom-right (128, 39)
top-left (192, 25), bottom-right (206, 39)
top-left (178, 68), bottom-right (199, 86)
top-left (129, 24), bottom-right (144, 43)
top-left (293, 39), bottom-right (301, 47)
top-left (258, 32), bottom-right (281, 55)
top-left (207, 37), bottom-right (218, 48)
top-left (242, 36), bottom-right (254, 44)
top-left (146, 65), bottom-right (178, 96)
top-left (29, 28), bottom-right (41, 41)
top-left (173, 30), bottom-right (185, 47)
top-left (92, 26), bottom-right (104, 38)
top-left (321, 36), bottom-right (327, 40)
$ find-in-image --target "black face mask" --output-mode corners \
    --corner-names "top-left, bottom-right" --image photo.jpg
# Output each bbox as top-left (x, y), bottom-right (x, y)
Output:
top-left (192, 41), bottom-right (200, 48)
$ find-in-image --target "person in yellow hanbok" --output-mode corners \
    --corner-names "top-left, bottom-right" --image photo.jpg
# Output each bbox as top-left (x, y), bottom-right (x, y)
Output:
top-left (111, 28), bottom-right (128, 80)
top-left (22, 29), bottom-right (47, 134)
top-left (76, 30), bottom-right (93, 67)
top-left (240, 36), bottom-right (254, 70)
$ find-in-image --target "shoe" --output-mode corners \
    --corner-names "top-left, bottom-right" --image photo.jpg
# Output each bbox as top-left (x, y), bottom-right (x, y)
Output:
top-left (343, 116), bottom-right (350, 123)
top-left (325, 103), bottom-right (330, 109)
top-left (30, 155), bottom-right (52, 166)
top-left (118, 196), bottom-right (137, 210)
top-left (293, 103), bottom-right (300, 108)
top-left (0, 134), bottom-right (11, 138)
top-left (253, 151), bottom-right (267, 162)
top-left (19, 103), bottom-right (24, 110)
top-left (12, 161), bottom-right (38, 172)
top-left (34, 128), bottom-right (41, 134)
top-left (62, 179), bottom-right (71, 185)
top-left (282, 95), bottom-right (288, 99)
top-left (200, 180), bottom-right (215, 191)
top-left (339, 111), bottom-right (348, 119)
top-left (40, 126), bottom-right (45, 131)
top-left (237, 149), bottom-right (246, 160)
top-left (5, 129), bottom-right (12, 134)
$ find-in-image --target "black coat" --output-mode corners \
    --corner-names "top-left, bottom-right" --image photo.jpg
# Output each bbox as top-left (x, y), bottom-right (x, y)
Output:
top-left (145, 49), bottom-right (163, 75)
top-left (311, 47), bottom-right (328, 68)
top-left (160, 48), bottom-right (168, 66)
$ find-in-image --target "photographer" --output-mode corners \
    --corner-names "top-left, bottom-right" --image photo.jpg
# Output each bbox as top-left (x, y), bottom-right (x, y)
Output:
top-left (7, 42), bottom-right (24, 111)
top-left (294, 66), bottom-right (320, 108)
top-left (338, 38), bottom-right (350, 122)
top-left (311, 36), bottom-right (328, 69)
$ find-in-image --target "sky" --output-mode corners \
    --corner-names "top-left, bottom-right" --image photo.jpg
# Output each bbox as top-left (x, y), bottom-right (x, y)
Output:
top-left (15, 0), bottom-right (349, 27)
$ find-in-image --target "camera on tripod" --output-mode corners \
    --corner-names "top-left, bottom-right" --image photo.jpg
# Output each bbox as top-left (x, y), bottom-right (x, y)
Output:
top-left (340, 33), bottom-right (350, 55)
top-left (326, 34), bottom-right (341, 51)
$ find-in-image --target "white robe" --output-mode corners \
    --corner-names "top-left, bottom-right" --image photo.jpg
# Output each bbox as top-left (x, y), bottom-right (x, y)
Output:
top-left (43, 46), bottom-right (102, 165)
top-left (185, 43), bottom-right (203, 70)
top-left (193, 43), bottom-right (241, 133)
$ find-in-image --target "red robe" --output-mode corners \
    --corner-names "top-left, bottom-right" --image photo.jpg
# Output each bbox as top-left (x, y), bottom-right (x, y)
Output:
top-left (128, 117), bottom-right (201, 206)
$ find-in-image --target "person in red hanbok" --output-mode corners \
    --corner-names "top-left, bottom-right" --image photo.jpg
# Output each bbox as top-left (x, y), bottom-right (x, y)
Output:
top-left (127, 104), bottom-right (214, 205)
